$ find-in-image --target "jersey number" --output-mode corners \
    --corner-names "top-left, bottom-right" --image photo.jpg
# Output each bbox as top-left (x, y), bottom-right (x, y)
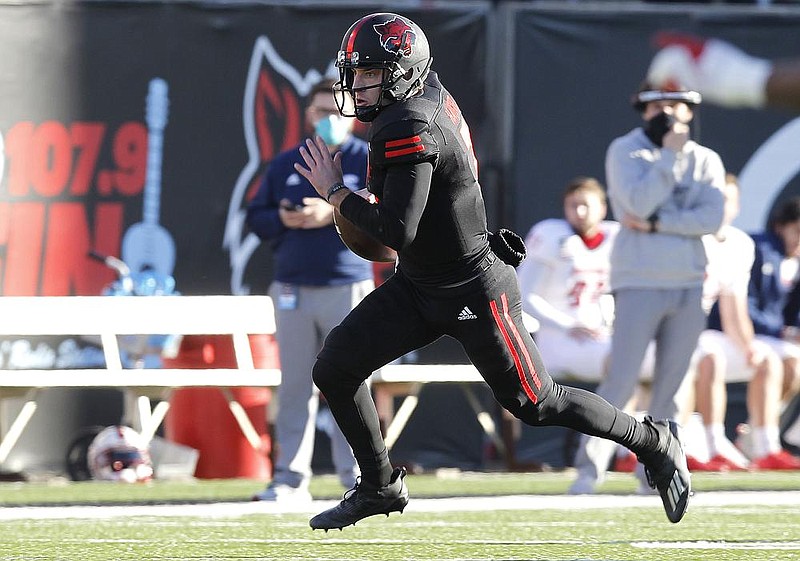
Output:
top-left (459, 119), bottom-right (479, 181)
top-left (567, 279), bottom-right (606, 307)
top-left (444, 94), bottom-right (479, 181)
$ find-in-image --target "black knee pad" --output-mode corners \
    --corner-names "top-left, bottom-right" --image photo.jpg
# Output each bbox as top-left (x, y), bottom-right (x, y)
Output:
top-left (312, 357), bottom-right (366, 398)
top-left (312, 358), bottom-right (339, 394)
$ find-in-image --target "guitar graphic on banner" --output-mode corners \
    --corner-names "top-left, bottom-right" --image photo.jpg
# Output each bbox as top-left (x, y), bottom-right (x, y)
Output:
top-left (122, 77), bottom-right (176, 279)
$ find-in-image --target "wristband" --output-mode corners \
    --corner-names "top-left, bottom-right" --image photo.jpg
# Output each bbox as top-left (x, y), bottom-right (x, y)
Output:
top-left (326, 182), bottom-right (348, 202)
top-left (648, 214), bottom-right (659, 233)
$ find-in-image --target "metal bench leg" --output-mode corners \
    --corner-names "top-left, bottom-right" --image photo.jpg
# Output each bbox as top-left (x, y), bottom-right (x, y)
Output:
top-left (220, 387), bottom-right (265, 452)
top-left (384, 383), bottom-right (422, 451)
top-left (0, 389), bottom-right (39, 465)
top-left (460, 384), bottom-right (506, 456)
top-left (139, 395), bottom-right (172, 444)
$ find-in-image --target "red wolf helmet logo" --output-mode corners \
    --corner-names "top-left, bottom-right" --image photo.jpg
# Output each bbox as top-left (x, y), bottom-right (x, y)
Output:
top-left (224, 35), bottom-right (336, 295)
top-left (373, 17), bottom-right (416, 57)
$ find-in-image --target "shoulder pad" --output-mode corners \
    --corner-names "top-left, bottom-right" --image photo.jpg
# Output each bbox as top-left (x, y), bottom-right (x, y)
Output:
top-left (370, 120), bottom-right (438, 166)
top-left (602, 220), bottom-right (621, 237)
top-left (526, 220), bottom-right (569, 258)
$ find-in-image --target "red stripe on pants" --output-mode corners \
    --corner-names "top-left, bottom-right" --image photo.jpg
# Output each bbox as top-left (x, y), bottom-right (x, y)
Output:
top-left (490, 294), bottom-right (539, 404)
top-left (500, 293), bottom-right (542, 391)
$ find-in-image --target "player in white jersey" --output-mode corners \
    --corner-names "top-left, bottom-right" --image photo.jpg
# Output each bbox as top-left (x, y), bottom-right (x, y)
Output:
top-left (519, 176), bottom-right (652, 383)
top-left (690, 175), bottom-right (800, 470)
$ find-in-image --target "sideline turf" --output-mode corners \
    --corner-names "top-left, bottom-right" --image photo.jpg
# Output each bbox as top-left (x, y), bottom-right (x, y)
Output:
top-left (0, 471), bottom-right (798, 560)
top-left (0, 470), bottom-right (798, 505)
top-left (0, 503), bottom-right (798, 560)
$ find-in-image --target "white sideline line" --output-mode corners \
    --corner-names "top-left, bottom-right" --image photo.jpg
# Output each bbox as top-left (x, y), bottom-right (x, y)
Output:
top-left (633, 541), bottom-right (800, 550)
top-left (0, 491), bottom-right (796, 520)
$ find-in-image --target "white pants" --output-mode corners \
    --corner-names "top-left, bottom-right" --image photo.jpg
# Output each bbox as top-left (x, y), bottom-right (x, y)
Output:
top-left (696, 329), bottom-right (800, 382)
top-left (573, 286), bottom-right (706, 486)
top-left (536, 327), bottom-right (655, 383)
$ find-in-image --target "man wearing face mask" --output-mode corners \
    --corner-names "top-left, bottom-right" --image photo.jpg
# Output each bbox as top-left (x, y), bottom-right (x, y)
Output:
top-left (247, 79), bottom-right (373, 503)
top-left (570, 82), bottom-right (725, 495)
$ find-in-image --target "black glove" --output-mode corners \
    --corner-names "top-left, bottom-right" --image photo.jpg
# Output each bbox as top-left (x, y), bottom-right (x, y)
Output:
top-left (643, 111), bottom-right (676, 147)
top-left (488, 228), bottom-right (526, 267)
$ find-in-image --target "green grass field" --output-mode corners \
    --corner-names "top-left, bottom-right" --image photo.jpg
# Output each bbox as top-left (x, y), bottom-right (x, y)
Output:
top-left (1, 471), bottom-right (799, 561)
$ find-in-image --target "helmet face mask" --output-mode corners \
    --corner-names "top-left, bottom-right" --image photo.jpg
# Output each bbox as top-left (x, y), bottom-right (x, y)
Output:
top-left (333, 67), bottom-right (390, 120)
top-left (335, 13), bottom-right (432, 122)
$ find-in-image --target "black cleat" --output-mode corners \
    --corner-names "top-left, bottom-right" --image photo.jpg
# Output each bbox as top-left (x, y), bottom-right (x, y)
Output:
top-left (310, 467), bottom-right (409, 531)
top-left (636, 416), bottom-right (692, 523)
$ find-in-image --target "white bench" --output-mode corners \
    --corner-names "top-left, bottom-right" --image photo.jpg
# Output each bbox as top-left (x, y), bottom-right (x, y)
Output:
top-left (0, 296), bottom-right (533, 471)
top-left (0, 296), bottom-right (280, 466)
top-left (373, 312), bottom-right (539, 464)
top-left (371, 364), bottom-right (503, 454)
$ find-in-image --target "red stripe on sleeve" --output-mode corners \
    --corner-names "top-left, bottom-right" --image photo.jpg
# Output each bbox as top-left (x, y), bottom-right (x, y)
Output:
top-left (385, 135), bottom-right (421, 148)
top-left (385, 145), bottom-right (425, 158)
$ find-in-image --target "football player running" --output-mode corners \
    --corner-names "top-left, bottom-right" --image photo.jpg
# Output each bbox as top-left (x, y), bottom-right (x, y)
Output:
top-left (294, 12), bottom-right (691, 531)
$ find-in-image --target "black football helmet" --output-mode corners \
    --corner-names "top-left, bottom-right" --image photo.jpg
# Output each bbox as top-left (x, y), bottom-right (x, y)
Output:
top-left (334, 13), bottom-right (433, 122)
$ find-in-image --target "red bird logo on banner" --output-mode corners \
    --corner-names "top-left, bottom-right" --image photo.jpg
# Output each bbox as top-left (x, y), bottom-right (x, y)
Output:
top-left (224, 36), bottom-right (336, 295)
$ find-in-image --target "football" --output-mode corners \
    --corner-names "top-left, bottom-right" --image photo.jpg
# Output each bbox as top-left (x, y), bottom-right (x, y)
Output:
top-left (333, 208), bottom-right (397, 263)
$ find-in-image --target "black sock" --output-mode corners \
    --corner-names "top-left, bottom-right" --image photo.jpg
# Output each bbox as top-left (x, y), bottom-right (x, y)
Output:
top-left (530, 383), bottom-right (659, 455)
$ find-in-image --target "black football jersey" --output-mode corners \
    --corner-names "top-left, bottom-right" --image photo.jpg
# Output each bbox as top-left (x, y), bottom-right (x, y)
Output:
top-left (339, 72), bottom-right (490, 286)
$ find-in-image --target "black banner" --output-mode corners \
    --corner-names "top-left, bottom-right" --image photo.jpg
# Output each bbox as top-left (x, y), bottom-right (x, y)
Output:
top-left (4, 3), bottom-right (799, 294)
top-left (0, 3), bottom-right (489, 297)
top-left (508, 6), bottom-right (800, 236)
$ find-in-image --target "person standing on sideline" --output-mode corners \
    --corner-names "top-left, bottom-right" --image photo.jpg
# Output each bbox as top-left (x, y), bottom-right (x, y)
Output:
top-left (570, 81), bottom-right (725, 495)
top-left (246, 79), bottom-right (373, 503)
top-left (518, 177), bottom-right (653, 472)
top-left (294, 12), bottom-right (691, 531)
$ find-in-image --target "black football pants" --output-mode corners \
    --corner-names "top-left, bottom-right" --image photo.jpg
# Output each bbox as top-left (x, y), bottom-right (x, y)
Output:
top-left (313, 255), bottom-right (657, 486)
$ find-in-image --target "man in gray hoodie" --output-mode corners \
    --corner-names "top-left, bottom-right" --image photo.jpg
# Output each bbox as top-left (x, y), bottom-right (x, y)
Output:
top-left (570, 82), bottom-right (725, 494)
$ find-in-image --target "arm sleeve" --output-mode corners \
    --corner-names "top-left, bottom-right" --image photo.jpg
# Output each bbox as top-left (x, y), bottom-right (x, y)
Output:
top-left (656, 154), bottom-right (726, 236)
top-left (719, 235), bottom-right (755, 297)
top-left (747, 250), bottom-right (784, 337)
top-left (785, 280), bottom-right (800, 328)
top-left (339, 161), bottom-right (433, 250)
top-left (521, 283), bottom-right (577, 330)
top-left (246, 168), bottom-right (285, 241)
top-left (516, 227), bottom-right (576, 330)
top-left (370, 120), bottom-right (439, 165)
top-left (605, 136), bottom-right (677, 218)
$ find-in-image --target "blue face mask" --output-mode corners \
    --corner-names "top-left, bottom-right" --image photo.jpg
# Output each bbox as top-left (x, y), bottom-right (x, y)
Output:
top-left (314, 115), bottom-right (351, 146)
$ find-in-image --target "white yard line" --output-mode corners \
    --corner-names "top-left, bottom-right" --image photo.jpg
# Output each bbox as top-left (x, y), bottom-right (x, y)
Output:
top-left (0, 490), bottom-right (796, 520)
top-left (632, 541), bottom-right (800, 550)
